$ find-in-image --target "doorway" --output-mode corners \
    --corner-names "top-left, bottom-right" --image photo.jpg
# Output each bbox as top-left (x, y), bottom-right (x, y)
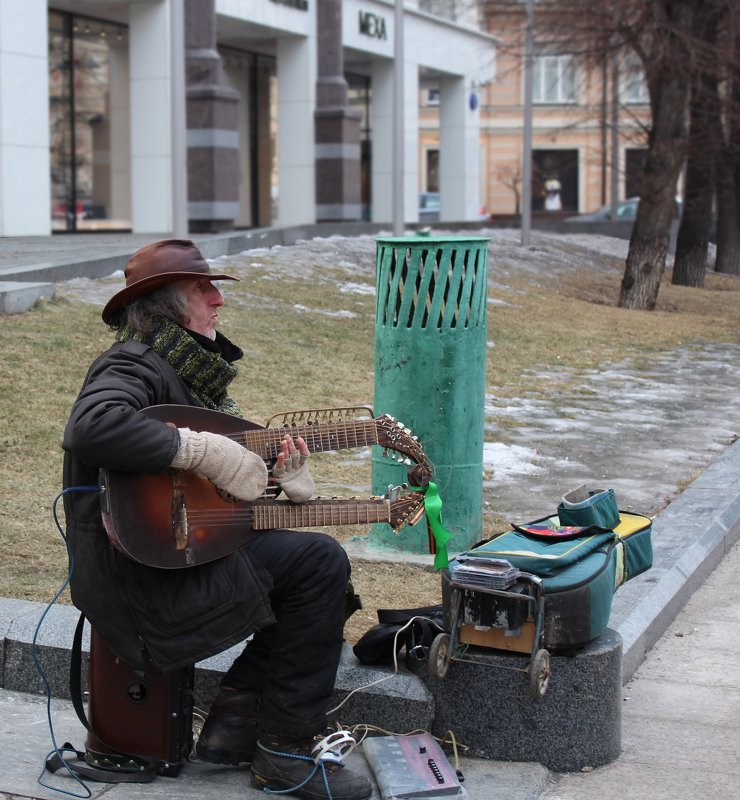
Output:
top-left (532, 150), bottom-right (578, 213)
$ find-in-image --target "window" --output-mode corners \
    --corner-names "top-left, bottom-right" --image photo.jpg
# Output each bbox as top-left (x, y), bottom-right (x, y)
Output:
top-left (426, 149), bottom-right (439, 192)
top-left (624, 53), bottom-right (649, 105)
top-left (419, 0), bottom-right (457, 21)
top-left (532, 51), bottom-right (576, 104)
top-left (425, 88), bottom-right (440, 106)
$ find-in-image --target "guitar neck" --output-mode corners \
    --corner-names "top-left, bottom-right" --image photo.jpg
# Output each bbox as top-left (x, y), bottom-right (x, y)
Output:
top-left (250, 498), bottom-right (391, 529)
top-left (243, 420), bottom-right (379, 459)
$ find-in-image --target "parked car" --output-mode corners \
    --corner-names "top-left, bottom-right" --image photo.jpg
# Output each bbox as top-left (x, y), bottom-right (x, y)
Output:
top-left (564, 197), bottom-right (640, 222)
top-left (564, 196), bottom-right (682, 223)
top-left (419, 192), bottom-right (441, 222)
top-left (418, 192), bottom-right (490, 223)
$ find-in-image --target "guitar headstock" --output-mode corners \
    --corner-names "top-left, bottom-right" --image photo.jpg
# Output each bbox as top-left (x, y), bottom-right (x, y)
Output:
top-left (376, 414), bottom-right (433, 476)
top-left (388, 487), bottom-right (427, 532)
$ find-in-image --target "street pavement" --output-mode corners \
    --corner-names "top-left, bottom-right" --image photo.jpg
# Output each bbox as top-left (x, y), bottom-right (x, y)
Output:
top-left (3, 536), bottom-right (737, 800)
top-left (1, 230), bottom-right (739, 800)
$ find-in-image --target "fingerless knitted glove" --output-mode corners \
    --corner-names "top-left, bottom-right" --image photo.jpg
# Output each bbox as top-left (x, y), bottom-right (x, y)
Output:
top-left (170, 427), bottom-right (268, 501)
top-left (272, 452), bottom-right (315, 503)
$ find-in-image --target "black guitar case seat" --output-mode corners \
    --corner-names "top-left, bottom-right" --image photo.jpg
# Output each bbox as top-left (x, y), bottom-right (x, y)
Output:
top-left (85, 627), bottom-right (194, 777)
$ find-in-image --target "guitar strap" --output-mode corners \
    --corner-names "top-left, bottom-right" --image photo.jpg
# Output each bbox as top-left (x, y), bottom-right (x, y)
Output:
top-left (45, 612), bottom-right (158, 784)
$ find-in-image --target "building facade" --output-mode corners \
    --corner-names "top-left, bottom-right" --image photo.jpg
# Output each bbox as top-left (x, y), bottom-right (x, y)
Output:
top-left (478, 6), bottom-right (651, 217)
top-left (418, 4), bottom-right (652, 219)
top-left (0, 0), bottom-right (495, 237)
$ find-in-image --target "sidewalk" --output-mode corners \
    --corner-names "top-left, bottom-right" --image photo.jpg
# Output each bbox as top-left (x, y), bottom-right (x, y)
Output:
top-left (1, 230), bottom-right (739, 799)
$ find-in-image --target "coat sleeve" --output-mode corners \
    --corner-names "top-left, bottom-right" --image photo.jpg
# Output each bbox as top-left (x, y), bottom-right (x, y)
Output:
top-left (63, 343), bottom-right (181, 473)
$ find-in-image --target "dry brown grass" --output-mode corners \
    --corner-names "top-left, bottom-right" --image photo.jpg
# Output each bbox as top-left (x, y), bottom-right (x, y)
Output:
top-left (1, 236), bottom-right (738, 645)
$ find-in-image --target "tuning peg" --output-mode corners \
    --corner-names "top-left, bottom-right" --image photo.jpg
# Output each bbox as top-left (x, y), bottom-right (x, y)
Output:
top-left (404, 458), bottom-right (412, 466)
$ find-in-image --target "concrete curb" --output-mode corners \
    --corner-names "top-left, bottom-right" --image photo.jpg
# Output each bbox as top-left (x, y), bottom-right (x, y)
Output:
top-left (609, 437), bottom-right (740, 680)
top-left (0, 223), bottom-right (392, 285)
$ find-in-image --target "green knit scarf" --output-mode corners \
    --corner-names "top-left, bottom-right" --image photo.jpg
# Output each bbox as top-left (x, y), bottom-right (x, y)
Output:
top-left (116, 318), bottom-right (241, 416)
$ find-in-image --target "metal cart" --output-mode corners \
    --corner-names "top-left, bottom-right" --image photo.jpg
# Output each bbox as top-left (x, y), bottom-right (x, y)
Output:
top-left (428, 573), bottom-right (552, 699)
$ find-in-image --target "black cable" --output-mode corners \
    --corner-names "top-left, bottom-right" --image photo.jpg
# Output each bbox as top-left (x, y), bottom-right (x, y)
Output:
top-left (33, 485), bottom-right (100, 798)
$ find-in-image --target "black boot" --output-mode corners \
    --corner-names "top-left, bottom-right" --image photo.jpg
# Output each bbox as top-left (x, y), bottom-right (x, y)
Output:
top-left (250, 733), bottom-right (372, 800)
top-left (195, 688), bottom-right (261, 766)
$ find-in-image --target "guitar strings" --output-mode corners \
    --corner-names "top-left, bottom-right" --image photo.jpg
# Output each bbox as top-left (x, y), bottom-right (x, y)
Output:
top-left (226, 420), bottom-right (379, 449)
top-left (176, 501), bottom-right (394, 526)
top-left (197, 419), bottom-right (425, 463)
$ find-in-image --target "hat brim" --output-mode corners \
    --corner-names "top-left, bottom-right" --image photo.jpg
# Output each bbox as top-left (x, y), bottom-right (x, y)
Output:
top-left (101, 270), bottom-right (239, 324)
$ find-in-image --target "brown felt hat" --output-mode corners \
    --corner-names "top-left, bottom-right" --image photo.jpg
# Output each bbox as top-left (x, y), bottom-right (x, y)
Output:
top-left (102, 239), bottom-right (239, 323)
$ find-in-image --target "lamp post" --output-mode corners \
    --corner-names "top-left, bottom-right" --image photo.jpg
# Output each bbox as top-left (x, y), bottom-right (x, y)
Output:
top-left (521, 0), bottom-right (534, 246)
top-left (170, 0), bottom-right (188, 237)
top-left (393, 0), bottom-right (404, 235)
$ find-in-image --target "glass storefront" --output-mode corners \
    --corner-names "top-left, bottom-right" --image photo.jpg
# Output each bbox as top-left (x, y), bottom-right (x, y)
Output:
top-left (220, 47), bottom-right (277, 229)
top-left (347, 72), bottom-right (372, 221)
top-left (49, 11), bottom-right (130, 232)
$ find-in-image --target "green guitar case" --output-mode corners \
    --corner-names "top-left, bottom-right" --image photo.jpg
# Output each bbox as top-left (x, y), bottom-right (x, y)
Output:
top-left (445, 511), bottom-right (652, 650)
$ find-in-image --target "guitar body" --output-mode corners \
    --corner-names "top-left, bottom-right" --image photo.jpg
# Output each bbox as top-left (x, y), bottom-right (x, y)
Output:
top-left (101, 466), bottom-right (260, 569)
top-left (100, 405), bottom-right (428, 569)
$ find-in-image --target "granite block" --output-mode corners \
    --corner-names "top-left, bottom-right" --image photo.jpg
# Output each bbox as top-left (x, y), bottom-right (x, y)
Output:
top-left (413, 628), bottom-right (623, 772)
top-left (329, 644), bottom-right (434, 732)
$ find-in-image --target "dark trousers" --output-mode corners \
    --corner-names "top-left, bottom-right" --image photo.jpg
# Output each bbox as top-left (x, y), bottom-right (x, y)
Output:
top-left (221, 529), bottom-right (351, 739)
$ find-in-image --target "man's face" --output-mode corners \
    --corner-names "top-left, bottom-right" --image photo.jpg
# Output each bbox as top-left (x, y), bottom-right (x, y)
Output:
top-left (183, 277), bottom-right (225, 340)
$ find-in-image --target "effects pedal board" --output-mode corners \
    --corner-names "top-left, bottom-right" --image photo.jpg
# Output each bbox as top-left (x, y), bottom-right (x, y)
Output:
top-left (363, 732), bottom-right (468, 799)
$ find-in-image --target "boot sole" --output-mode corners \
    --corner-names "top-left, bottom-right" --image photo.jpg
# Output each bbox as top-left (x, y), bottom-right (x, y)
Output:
top-left (250, 770), bottom-right (372, 800)
top-left (196, 743), bottom-right (254, 766)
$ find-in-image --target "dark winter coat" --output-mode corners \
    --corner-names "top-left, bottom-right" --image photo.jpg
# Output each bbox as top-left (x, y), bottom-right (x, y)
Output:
top-left (62, 339), bottom-right (276, 673)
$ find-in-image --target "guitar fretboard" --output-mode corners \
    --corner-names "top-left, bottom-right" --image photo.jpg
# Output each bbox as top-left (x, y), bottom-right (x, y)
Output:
top-left (250, 498), bottom-right (389, 529)
top-left (243, 420), bottom-right (379, 459)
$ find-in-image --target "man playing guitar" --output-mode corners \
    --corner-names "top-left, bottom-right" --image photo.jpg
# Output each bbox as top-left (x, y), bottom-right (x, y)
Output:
top-left (62, 239), bottom-right (372, 800)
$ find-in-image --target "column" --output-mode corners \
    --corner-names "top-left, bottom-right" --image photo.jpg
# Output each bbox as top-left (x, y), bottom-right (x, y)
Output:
top-left (371, 60), bottom-right (394, 224)
top-left (439, 75), bottom-right (480, 221)
top-left (370, 57), bottom-right (419, 224)
top-left (129, 1), bottom-right (174, 233)
top-left (402, 61), bottom-right (420, 223)
top-left (184, 0), bottom-right (239, 232)
top-left (314, 0), bottom-right (361, 222)
top-left (276, 36), bottom-right (315, 227)
top-left (0, 0), bottom-right (50, 235)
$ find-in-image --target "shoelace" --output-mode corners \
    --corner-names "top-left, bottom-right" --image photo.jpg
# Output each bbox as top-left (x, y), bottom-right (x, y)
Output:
top-left (257, 730), bottom-right (358, 797)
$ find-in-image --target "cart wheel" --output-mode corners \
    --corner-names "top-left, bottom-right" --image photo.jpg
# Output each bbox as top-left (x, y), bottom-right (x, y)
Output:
top-left (428, 633), bottom-right (451, 680)
top-left (529, 648), bottom-right (551, 699)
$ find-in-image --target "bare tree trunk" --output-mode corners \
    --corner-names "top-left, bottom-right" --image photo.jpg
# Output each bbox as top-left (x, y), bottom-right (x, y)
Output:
top-left (618, 0), bottom-right (694, 309)
top-left (715, 25), bottom-right (740, 276)
top-left (672, 3), bottom-right (721, 287)
top-left (715, 149), bottom-right (740, 276)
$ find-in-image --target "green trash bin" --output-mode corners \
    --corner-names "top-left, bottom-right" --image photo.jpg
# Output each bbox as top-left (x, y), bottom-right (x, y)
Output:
top-left (371, 235), bottom-right (489, 556)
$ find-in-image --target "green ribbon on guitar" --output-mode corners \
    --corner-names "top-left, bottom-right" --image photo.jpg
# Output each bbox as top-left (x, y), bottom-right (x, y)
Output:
top-left (412, 481), bottom-right (453, 570)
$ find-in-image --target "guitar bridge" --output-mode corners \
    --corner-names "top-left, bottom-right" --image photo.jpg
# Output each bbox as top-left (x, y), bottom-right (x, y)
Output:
top-left (174, 502), bottom-right (188, 550)
top-left (266, 406), bottom-right (374, 427)
top-left (171, 471), bottom-right (188, 551)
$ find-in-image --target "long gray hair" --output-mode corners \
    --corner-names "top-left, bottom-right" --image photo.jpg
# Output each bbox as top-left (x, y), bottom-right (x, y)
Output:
top-left (108, 280), bottom-right (191, 335)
